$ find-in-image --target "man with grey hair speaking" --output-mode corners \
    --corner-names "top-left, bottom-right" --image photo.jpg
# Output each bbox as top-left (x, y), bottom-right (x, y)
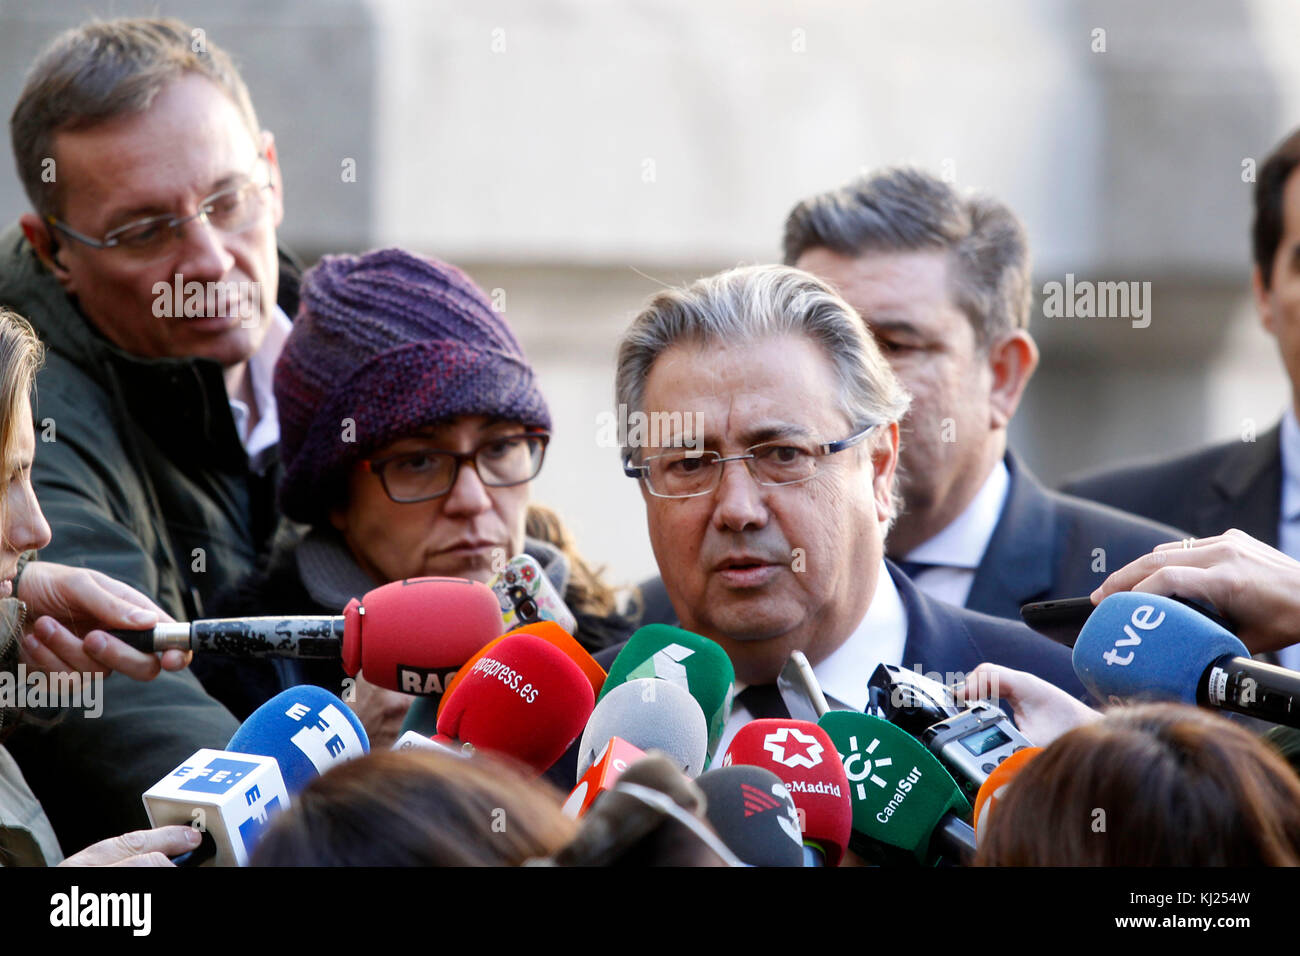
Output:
top-left (612, 264), bottom-right (1083, 751)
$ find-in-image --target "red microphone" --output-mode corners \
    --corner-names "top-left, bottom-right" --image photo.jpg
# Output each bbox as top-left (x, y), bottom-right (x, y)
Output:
top-left (342, 577), bottom-right (503, 696)
top-left (437, 633), bottom-right (595, 774)
top-left (723, 719), bottom-right (852, 866)
top-left (562, 737), bottom-right (648, 819)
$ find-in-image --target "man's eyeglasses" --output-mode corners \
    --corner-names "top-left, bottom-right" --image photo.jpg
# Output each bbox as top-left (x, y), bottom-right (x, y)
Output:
top-left (45, 155), bottom-right (274, 262)
top-left (363, 432), bottom-right (550, 504)
top-left (623, 423), bottom-right (880, 499)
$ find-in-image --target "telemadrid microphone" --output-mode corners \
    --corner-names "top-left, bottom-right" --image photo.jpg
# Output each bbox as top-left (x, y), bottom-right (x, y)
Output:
top-left (600, 624), bottom-right (735, 761)
top-left (972, 747), bottom-right (1042, 844)
top-left (695, 765), bottom-right (804, 867)
top-left (227, 685), bottom-right (370, 794)
top-left (112, 577), bottom-right (503, 699)
top-left (576, 678), bottom-right (709, 781)
top-left (1074, 592), bottom-right (1300, 727)
top-left (143, 749), bottom-right (289, 867)
top-left (437, 633), bottom-right (595, 773)
top-left (817, 710), bottom-right (973, 866)
top-left (722, 718), bottom-right (851, 866)
top-left (437, 620), bottom-right (606, 719)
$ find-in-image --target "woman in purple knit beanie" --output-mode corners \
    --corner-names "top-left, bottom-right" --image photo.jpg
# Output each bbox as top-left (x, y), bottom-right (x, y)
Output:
top-left (197, 248), bottom-right (633, 742)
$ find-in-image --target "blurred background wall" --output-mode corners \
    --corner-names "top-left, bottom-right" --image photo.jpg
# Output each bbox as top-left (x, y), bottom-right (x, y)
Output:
top-left (1, 0), bottom-right (1297, 586)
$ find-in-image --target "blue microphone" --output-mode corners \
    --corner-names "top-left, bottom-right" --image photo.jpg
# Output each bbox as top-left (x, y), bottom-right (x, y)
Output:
top-left (1074, 593), bottom-right (1300, 727)
top-left (227, 685), bottom-right (370, 793)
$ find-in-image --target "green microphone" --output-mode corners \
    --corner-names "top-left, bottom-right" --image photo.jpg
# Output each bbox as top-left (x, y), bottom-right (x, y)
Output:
top-left (601, 625), bottom-right (735, 763)
top-left (818, 710), bottom-right (973, 866)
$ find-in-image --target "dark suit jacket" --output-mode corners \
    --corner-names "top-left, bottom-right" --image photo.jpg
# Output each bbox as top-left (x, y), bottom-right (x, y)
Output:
top-left (552, 560), bottom-right (1088, 789)
top-left (1060, 422), bottom-right (1282, 547)
top-left (636, 452), bottom-right (1184, 627)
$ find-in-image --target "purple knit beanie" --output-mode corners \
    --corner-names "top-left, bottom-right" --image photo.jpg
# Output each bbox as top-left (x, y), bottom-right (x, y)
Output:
top-left (275, 248), bottom-right (552, 524)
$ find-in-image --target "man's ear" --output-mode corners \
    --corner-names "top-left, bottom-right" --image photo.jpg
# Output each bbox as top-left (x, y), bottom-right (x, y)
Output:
top-left (19, 214), bottom-right (70, 282)
top-left (870, 421), bottom-right (900, 525)
top-left (987, 330), bottom-right (1040, 430)
top-left (260, 131), bottom-right (285, 230)
top-left (1253, 264), bottom-right (1276, 336)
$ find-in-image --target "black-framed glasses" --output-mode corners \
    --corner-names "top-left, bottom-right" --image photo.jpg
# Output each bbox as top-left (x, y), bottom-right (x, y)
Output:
top-left (623, 423), bottom-right (880, 499)
top-left (45, 154), bottom-right (274, 262)
top-left (364, 432), bottom-right (550, 504)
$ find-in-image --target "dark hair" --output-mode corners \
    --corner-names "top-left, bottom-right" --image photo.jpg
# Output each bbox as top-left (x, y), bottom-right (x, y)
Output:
top-left (976, 703), bottom-right (1300, 866)
top-left (782, 167), bottom-right (1031, 348)
top-left (250, 749), bottom-right (577, 866)
top-left (1252, 127), bottom-right (1300, 290)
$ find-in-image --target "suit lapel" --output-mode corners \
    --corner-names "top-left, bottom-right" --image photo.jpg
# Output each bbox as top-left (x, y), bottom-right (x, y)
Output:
top-left (893, 559), bottom-right (983, 678)
top-left (1196, 422), bottom-right (1282, 545)
top-left (965, 454), bottom-right (1055, 617)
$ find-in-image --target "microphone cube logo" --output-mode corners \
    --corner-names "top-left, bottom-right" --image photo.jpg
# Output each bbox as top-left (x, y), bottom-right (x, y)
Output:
top-left (177, 757), bottom-right (260, 795)
top-left (763, 726), bottom-right (824, 769)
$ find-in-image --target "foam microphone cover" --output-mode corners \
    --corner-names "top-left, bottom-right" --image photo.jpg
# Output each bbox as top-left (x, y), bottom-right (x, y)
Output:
top-left (437, 620), bottom-right (605, 719)
top-left (227, 685), bottom-right (370, 794)
top-left (696, 765), bottom-right (803, 867)
top-left (437, 633), bottom-right (595, 774)
top-left (341, 577), bottom-right (503, 698)
top-left (602, 624), bottom-right (735, 759)
top-left (723, 718), bottom-right (851, 866)
top-left (972, 747), bottom-right (1041, 843)
top-left (576, 678), bottom-right (709, 781)
top-left (1073, 593), bottom-right (1249, 705)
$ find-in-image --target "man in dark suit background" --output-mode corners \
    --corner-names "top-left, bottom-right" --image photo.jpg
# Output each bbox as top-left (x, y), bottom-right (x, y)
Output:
top-left (1062, 128), bottom-right (1300, 669)
top-left (612, 264), bottom-right (1086, 754)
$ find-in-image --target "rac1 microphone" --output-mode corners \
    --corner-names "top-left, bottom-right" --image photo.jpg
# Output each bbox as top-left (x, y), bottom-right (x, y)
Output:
top-left (227, 685), bottom-right (370, 794)
top-left (972, 747), bottom-right (1041, 844)
top-left (601, 624), bottom-right (735, 762)
top-left (818, 710), bottom-right (973, 866)
top-left (1074, 593), bottom-right (1300, 727)
top-left (695, 765), bottom-right (804, 867)
top-left (576, 678), bottom-right (709, 781)
top-left (722, 718), bottom-right (851, 866)
top-left (437, 632), bottom-right (595, 773)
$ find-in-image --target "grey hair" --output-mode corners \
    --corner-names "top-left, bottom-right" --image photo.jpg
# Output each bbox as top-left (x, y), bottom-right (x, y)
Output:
top-left (782, 167), bottom-right (1032, 348)
top-left (614, 264), bottom-right (911, 522)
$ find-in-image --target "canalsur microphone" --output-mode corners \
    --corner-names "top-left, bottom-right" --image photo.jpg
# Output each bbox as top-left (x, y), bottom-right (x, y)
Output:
top-left (576, 678), bottom-right (709, 781)
top-left (1074, 593), bottom-right (1300, 727)
top-left (723, 718), bottom-right (851, 866)
top-left (437, 633), bottom-right (595, 773)
top-left (972, 747), bottom-right (1041, 844)
top-left (818, 710), bottom-right (973, 866)
top-left (601, 624), bottom-right (735, 761)
top-left (227, 685), bottom-right (370, 794)
top-left (143, 749), bottom-right (289, 867)
top-left (436, 620), bottom-right (606, 720)
top-left (695, 765), bottom-right (803, 867)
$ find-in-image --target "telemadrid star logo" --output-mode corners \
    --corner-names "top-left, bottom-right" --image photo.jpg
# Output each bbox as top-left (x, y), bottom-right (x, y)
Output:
top-left (763, 726), bottom-right (824, 769)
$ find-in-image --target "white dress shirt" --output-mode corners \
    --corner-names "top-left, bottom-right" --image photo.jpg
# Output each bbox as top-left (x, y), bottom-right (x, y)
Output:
top-left (229, 306), bottom-right (293, 471)
top-left (899, 460), bottom-right (1010, 607)
top-left (1276, 407), bottom-right (1300, 672)
top-left (713, 560), bottom-right (909, 759)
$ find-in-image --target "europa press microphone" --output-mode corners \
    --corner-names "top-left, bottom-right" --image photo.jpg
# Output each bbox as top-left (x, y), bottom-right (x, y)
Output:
top-left (437, 632), bottom-right (595, 773)
top-left (599, 624), bottom-right (735, 762)
top-left (1074, 592), bottom-right (1300, 728)
top-left (112, 576), bottom-right (504, 702)
top-left (723, 718), bottom-right (851, 866)
top-left (817, 710), bottom-right (974, 866)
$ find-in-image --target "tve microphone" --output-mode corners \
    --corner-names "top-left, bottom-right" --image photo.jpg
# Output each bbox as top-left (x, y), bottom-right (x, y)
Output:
top-left (1074, 593), bottom-right (1300, 727)
top-left (601, 624), bottom-right (735, 761)
top-left (972, 747), bottom-right (1041, 844)
top-left (723, 719), bottom-right (851, 866)
top-left (562, 737), bottom-right (648, 818)
top-left (695, 765), bottom-right (803, 867)
top-left (227, 685), bottom-right (370, 794)
top-left (818, 711), bottom-right (973, 866)
top-left (436, 620), bottom-right (606, 719)
top-left (437, 633), bottom-right (595, 773)
top-left (143, 749), bottom-right (289, 867)
top-left (576, 678), bottom-right (709, 781)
